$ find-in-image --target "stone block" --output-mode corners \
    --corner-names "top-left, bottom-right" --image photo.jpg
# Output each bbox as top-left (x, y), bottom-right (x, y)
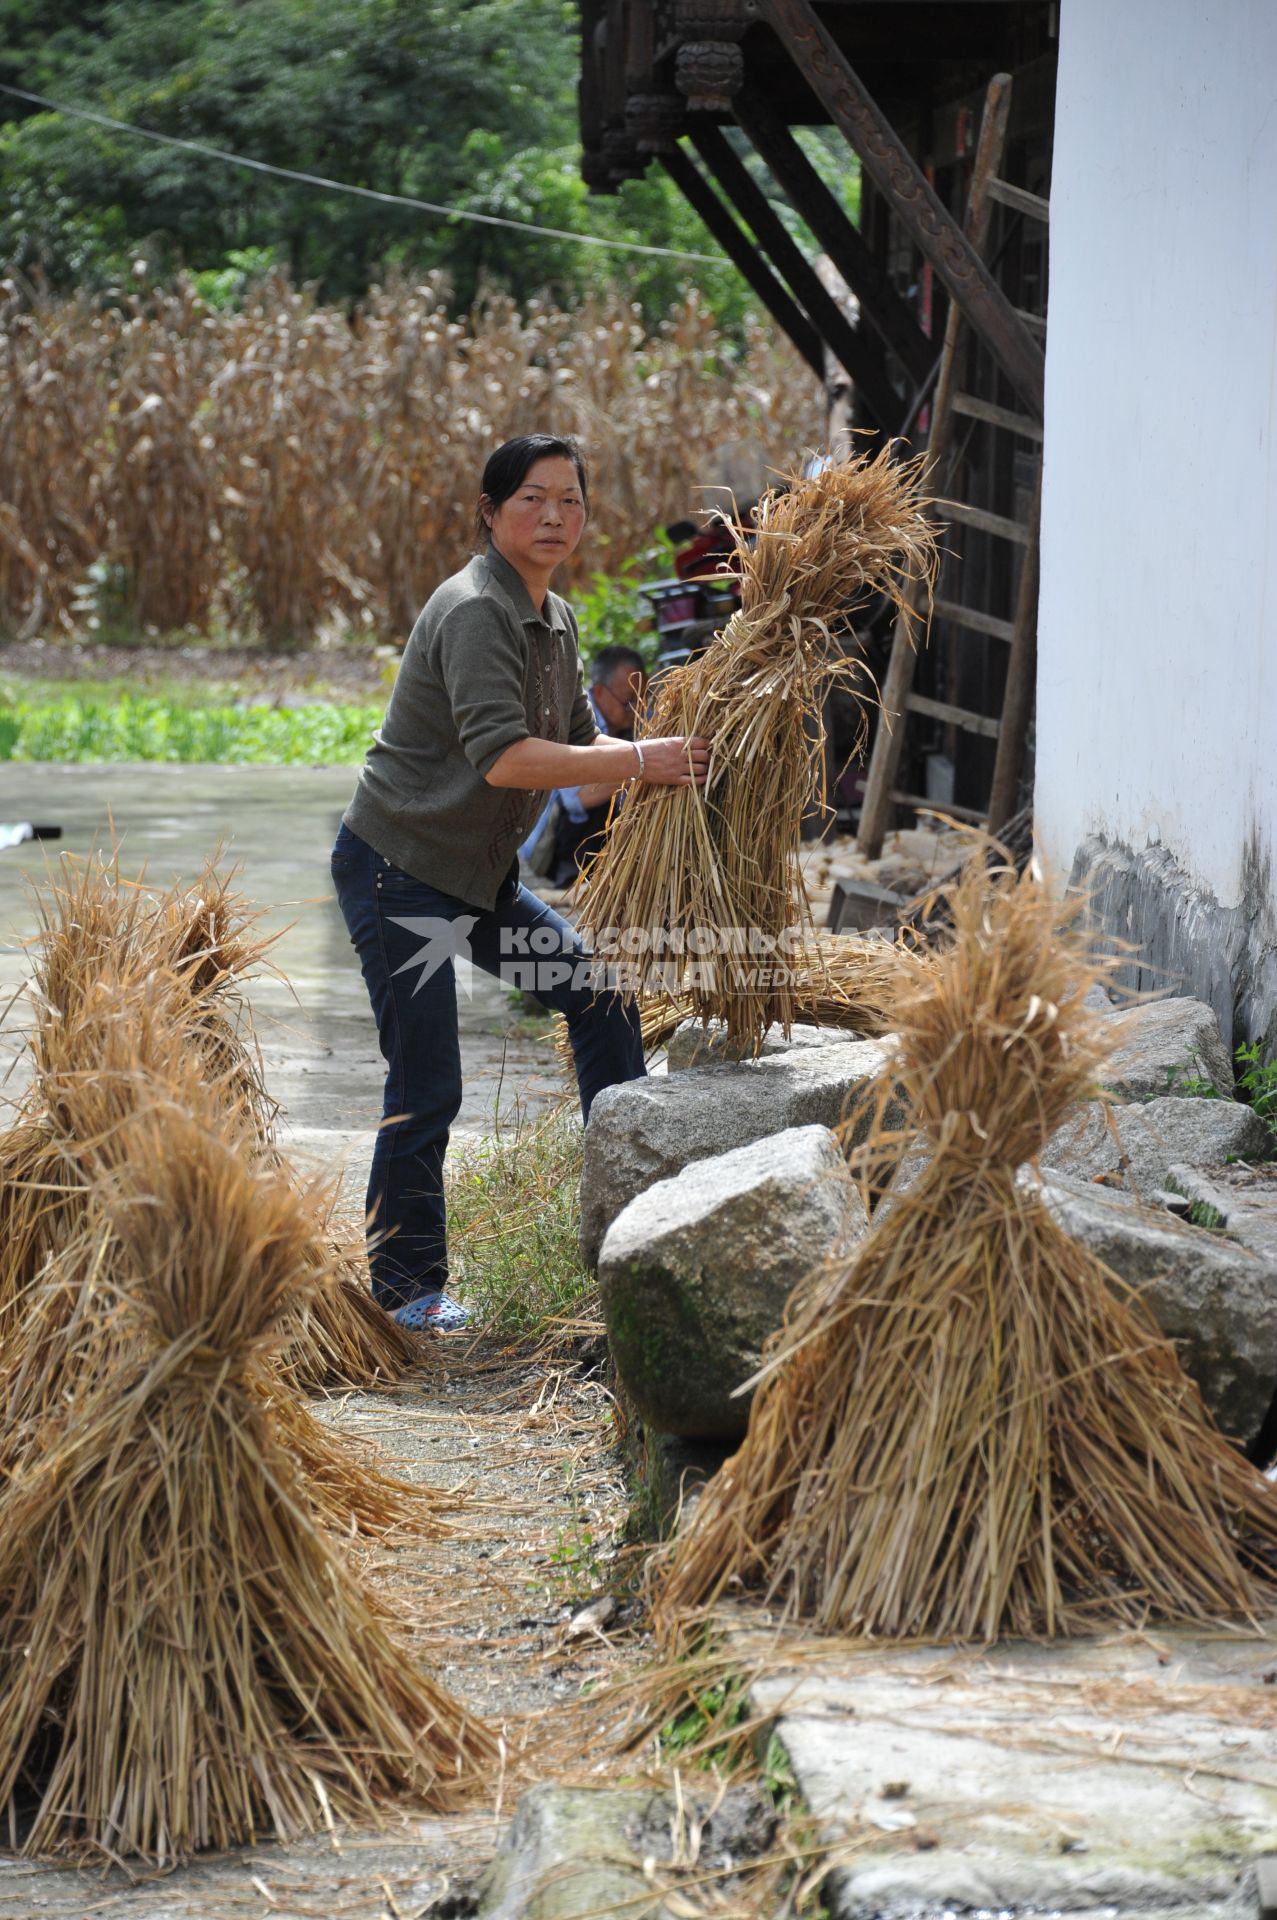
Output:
top-left (580, 1039), bottom-right (895, 1270)
top-left (751, 1629), bottom-right (1277, 1920)
top-left (666, 1019), bottom-right (862, 1070)
top-left (1040, 1170), bottom-right (1277, 1443)
top-left (1101, 995), bottom-right (1234, 1102)
top-left (475, 1783), bottom-right (770, 1919)
top-left (1164, 1160), bottom-right (1277, 1262)
top-left (1041, 1094), bottom-right (1271, 1193)
top-left (826, 877), bottom-right (907, 932)
top-left (598, 1125), bottom-right (867, 1440)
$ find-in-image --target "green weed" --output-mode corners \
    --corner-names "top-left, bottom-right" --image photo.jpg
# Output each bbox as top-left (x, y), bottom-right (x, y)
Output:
top-left (1169, 1039), bottom-right (1277, 1145)
top-left (659, 1676), bottom-right (751, 1766)
top-left (1235, 1041), bottom-right (1277, 1134)
top-left (1165, 1059), bottom-right (1221, 1100)
top-left (1186, 1199), bottom-right (1226, 1231)
top-left (544, 1520), bottom-right (608, 1604)
top-left (447, 1103), bottom-right (593, 1345)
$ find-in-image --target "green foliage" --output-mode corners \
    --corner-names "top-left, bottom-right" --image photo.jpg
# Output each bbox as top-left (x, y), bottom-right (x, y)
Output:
top-left (446, 1105), bottom-right (593, 1344)
top-left (1168, 1040), bottom-right (1277, 1140)
top-left (571, 541), bottom-right (668, 672)
top-left (0, 692), bottom-right (381, 763)
top-left (1, 0), bottom-right (581, 302)
top-left (1165, 1059), bottom-right (1221, 1101)
top-left (1235, 1040), bottom-right (1277, 1134)
top-left (1186, 1198), bottom-right (1226, 1232)
top-left (0, 0), bottom-right (837, 325)
top-left (544, 1518), bottom-right (607, 1603)
top-left (659, 1676), bottom-right (751, 1765)
top-left (192, 245), bottom-right (278, 310)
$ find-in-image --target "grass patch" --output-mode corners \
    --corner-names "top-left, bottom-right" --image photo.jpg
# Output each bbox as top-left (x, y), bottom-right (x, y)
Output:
top-left (0, 691), bottom-right (382, 765)
top-left (447, 1104), bottom-right (594, 1345)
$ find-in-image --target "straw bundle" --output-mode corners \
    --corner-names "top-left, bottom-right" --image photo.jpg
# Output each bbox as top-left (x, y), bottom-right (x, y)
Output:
top-left (579, 449), bottom-right (937, 1053)
top-left (2, 967), bottom-right (433, 1540)
top-left (0, 1082), bottom-right (495, 1862)
top-left (655, 857), bottom-right (1277, 1641)
top-left (8, 850), bottom-right (417, 1391)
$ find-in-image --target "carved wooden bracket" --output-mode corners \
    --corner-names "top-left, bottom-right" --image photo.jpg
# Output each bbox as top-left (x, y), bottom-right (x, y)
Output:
top-left (675, 40), bottom-right (745, 111)
top-left (626, 90), bottom-right (688, 152)
top-left (602, 126), bottom-right (650, 182)
top-left (674, 0), bottom-right (749, 111)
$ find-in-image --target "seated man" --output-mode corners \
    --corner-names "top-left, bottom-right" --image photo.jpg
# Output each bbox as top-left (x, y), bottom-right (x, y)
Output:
top-left (521, 645), bottom-right (647, 889)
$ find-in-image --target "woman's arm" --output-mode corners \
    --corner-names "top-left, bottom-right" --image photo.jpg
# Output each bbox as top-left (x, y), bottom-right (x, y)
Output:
top-left (485, 734), bottom-right (710, 790)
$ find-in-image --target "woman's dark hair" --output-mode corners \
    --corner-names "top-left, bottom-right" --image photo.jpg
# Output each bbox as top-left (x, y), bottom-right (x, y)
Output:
top-left (476, 434), bottom-right (589, 540)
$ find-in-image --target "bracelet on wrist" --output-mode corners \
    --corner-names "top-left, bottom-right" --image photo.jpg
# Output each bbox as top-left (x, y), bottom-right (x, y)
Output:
top-left (632, 740), bottom-right (646, 780)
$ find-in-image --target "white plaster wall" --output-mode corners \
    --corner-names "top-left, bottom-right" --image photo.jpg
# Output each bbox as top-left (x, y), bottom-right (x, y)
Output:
top-left (1037, 0), bottom-right (1277, 907)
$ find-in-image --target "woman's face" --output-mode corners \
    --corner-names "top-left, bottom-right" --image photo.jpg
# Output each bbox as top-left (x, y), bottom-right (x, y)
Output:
top-left (484, 456), bottom-right (587, 580)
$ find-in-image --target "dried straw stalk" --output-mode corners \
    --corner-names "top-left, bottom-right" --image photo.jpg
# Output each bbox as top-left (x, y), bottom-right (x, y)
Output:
top-left (1, 972), bottom-right (436, 1542)
top-left (655, 857), bottom-right (1277, 1642)
top-left (9, 850), bottom-right (417, 1390)
top-left (552, 928), bottom-right (911, 1080)
top-left (1, 858), bottom-right (428, 1537)
top-left (579, 449), bottom-right (937, 1053)
top-left (0, 1079), bottom-right (494, 1862)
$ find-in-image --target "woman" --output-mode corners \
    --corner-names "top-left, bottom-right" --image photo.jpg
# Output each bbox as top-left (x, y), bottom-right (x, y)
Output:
top-left (332, 433), bottom-right (709, 1331)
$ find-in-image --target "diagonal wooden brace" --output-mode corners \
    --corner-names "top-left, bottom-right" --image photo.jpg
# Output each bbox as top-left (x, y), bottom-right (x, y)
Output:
top-left (690, 123), bottom-right (902, 429)
top-left (756, 0), bottom-right (1046, 419)
top-left (662, 146), bottom-right (826, 378)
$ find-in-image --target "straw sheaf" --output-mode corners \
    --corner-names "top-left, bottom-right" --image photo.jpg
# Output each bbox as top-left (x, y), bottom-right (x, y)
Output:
top-left (578, 449), bottom-right (938, 1052)
top-left (655, 858), bottom-right (1277, 1643)
top-left (2, 984), bottom-right (434, 1545)
top-left (0, 1090), bottom-right (495, 1862)
top-left (8, 851), bottom-right (417, 1390)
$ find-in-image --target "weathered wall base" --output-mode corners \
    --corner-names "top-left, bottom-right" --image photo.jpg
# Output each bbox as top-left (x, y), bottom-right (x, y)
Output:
top-left (1071, 835), bottom-right (1277, 1061)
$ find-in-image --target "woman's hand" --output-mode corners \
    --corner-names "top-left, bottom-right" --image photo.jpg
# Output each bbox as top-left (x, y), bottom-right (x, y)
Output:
top-left (637, 735), bottom-right (711, 786)
top-left (485, 732), bottom-right (710, 792)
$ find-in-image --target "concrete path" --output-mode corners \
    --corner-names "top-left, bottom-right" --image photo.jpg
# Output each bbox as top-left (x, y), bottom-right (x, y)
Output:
top-left (752, 1622), bottom-right (1277, 1920)
top-left (0, 764), bottom-right (568, 1200)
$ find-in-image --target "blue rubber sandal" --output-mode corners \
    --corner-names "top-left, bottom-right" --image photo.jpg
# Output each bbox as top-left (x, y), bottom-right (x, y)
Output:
top-left (392, 1291), bottom-right (471, 1333)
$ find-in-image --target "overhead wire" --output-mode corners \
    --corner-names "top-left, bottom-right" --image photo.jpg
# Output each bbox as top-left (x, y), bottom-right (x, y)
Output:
top-left (0, 81), bottom-right (723, 266)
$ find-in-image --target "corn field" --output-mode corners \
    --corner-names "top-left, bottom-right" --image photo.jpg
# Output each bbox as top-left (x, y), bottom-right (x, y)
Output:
top-left (0, 275), bottom-right (821, 645)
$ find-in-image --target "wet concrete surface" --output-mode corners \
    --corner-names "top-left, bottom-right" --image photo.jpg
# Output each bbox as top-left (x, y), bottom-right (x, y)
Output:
top-left (0, 764), bottom-right (567, 1200)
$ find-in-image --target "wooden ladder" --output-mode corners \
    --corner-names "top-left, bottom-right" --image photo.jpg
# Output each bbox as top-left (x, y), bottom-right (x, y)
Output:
top-left (856, 72), bottom-right (1047, 858)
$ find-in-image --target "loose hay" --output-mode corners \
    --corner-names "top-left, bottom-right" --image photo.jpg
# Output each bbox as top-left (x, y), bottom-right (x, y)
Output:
top-left (552, 929), bottom-right (908, 1082)
top-left (579, 448), bottom-right (937, 1053)
top-left (654, 856), bottom-right (1277, 1642)
top-left (0, 1086), bottom-right (494, 1863)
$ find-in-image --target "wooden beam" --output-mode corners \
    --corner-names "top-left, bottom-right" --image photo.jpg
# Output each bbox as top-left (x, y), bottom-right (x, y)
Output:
top-left (661, 147), bottom-right (825, 380)
top-left (689, 124), bottom-right (901, 429)
top-left (855, 73), bottom-right (1013, 860)
top-left (986, 461), bottom-right (1042, 833)
top-left (754, 0), bottom-right (1046, 419)
top-left (733, 83), bottom-right (933, 392)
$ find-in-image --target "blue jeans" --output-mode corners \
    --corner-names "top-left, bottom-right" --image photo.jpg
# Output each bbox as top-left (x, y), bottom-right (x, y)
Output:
top-left (330, 822), bottom-right (646, 1309)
